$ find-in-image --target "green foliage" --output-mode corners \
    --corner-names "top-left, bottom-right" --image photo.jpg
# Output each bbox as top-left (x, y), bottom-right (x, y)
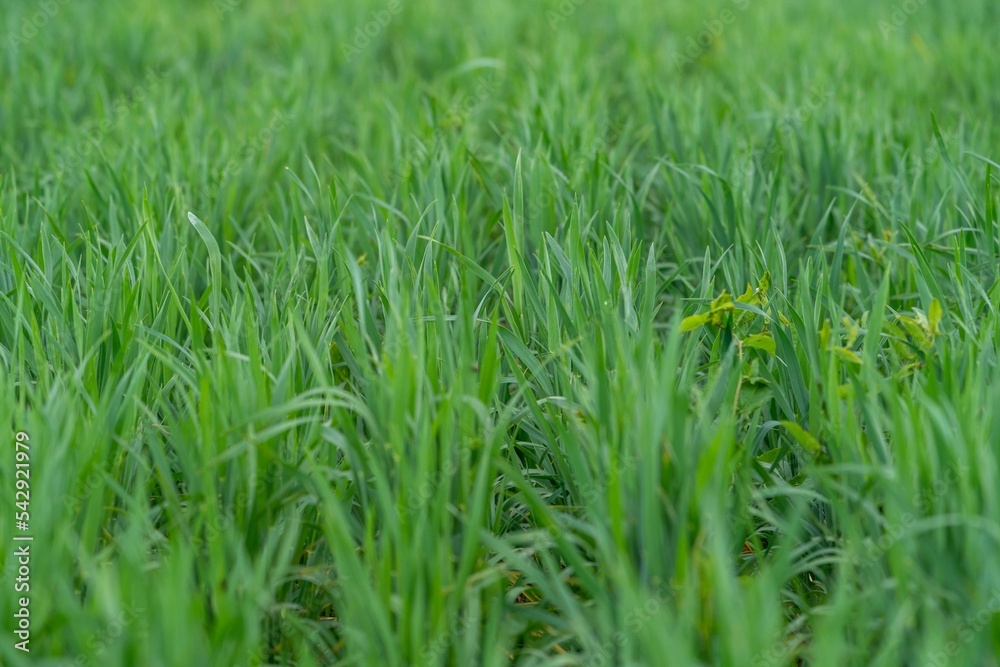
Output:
top-left (1, 0), bottom-right (1000, 665)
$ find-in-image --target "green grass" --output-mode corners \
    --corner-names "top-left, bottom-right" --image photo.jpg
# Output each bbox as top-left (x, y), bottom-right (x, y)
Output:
top-left (1, 0), bottom-right (999, 665)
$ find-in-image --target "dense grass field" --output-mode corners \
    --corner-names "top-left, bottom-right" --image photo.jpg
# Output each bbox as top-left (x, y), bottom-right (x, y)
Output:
top-left (2, 0), bottom-right (1000, 664)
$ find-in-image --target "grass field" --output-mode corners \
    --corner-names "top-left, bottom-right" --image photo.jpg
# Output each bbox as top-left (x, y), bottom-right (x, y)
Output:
top-left (2, 0), bottom-right (1000, 665)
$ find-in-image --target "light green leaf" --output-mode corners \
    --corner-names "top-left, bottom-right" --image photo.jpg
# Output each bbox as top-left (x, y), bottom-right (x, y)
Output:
top-left (757, 270), bottom-right (771, 296)
top-left (898, 316), bottom-right (930, 348)
top-left (756, 448), bottom-right (783, 464)
top-left (709, 291), bottom-right (735, 326)
top-left (842, 316), bottom-right (860, 348)
top-left (833, 346), bottom-right (863, 365)
top-left (681, 313), bottom-right (711, 332)
top-left (928, 298), bottom-right (943, 337)
top-left (710, 290), bottom-right (735, 314)
top-left (779, 421), bottom-right (822, 454)
top-left (736, 283), bottom-right (759, 305)
top-left (743, 333), bottom-right (776, 355)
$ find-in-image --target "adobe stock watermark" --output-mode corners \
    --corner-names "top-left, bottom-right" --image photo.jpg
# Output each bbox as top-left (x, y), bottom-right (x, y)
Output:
top-left (234, 457), bottom-right (287, 510)
top-left (546, 0), bottom-right (589, 29)
top-left (926, 589), bottom-right (1000, 666)
top-left (5, 0), bottom-right (71, 48)
top-left (240, 615), bottom-right (292, 667)
top-left (398, 458), bottom-right (462, 520)
top-left (878, 0), bottom-right (928, 38)
top-left (442, 69), bottom-right (503, 129)
top-left (213, 0), bottom-right (244, 16)
top-left (70, 601), bottom-right (145, 667)
top-left (385, 69), bottom-right (502, 188)
top-left (749, 620), bottom-right (809, 667)
top-left (196, 109), bottom-right (296, 200)
top-left (62, 466), bottom-right (104, 515)
top-left (314, 454), bottom-right (468, 552)
top-left (744, 464), bottom-right (972, 667)
top-left (341, 0), bottom-right (403, 62)
top-left (416, 452), bottom-right (662, 665)
top-left (751, 588), bottom-right (999, 667)
top-left (527, 117), bottom-right (625, 223)
top-left (584, 579), bottom-right (679, 666)
top-left (849, 464), bottom-right (969, 569)
top-left (861, 129), bottom-right (959, 212)
top-left (741, 85), bottom-right (834, 178)
top-left (574, 450), bottom-right (641, 511)
top-left (419, 574), bottom-right (679, 665)
top-left (420, 612), bottom-right (477, 664)
top-left (671, 0), bottom-right (756, 70)
top-left (53, 67), bottom-right (168, 179)
top-left (193, 458), bottom-right (291, 551)
top-left (899, 134), bottom-right (952, 182)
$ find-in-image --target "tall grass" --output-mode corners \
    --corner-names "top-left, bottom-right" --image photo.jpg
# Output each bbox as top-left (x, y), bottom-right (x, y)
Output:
top-left (1, 0), bottom-right (999, 664)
